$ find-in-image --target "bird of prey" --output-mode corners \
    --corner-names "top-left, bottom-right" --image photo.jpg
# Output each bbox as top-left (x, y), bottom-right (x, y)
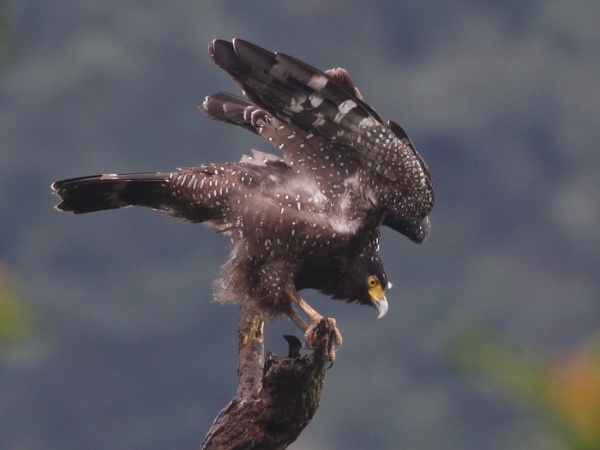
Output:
top-left (52, 39), bottom-right (433, 351)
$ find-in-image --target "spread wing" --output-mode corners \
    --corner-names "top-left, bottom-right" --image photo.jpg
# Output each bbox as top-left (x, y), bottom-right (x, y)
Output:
top-left (207, 39), bottom-right (433, 220)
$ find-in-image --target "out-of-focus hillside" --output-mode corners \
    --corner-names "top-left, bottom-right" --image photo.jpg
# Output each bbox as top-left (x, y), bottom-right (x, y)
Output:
top-left (1, 1), bottom-right (599, 449)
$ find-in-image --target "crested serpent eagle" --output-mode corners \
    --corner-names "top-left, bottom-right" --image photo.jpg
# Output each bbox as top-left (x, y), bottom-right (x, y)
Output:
top-left (52, 39), bottom-right (434, 350)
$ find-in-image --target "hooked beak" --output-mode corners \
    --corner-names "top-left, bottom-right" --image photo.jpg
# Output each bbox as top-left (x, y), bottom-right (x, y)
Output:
top-left (369, 284), bottom-right (388, 318)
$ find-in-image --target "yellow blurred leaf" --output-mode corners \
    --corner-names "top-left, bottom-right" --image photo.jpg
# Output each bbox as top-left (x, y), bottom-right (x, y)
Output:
top-left (547, 350), bottom-right (600, 447)
top-left (0, 263), bottom-right (31, 342)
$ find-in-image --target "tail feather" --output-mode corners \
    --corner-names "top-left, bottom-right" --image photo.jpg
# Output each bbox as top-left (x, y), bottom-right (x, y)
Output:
top-left (52, 173), bottom-right (173, 214)
top-left (52, 166), bottom-right (244, 224)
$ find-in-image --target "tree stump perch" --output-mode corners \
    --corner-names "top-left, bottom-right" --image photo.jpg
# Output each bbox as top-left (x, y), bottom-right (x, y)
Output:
top-left (201, 305), bottom-right (336, 450)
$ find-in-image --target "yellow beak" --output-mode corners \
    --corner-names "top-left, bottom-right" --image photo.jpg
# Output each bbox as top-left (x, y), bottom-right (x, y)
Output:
top-left (369, 283), bottom-right (388, 318)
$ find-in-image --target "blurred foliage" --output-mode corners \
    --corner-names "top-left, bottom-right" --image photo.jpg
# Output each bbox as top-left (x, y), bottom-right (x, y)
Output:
top-left (451, 327), bottom-right (600, 450)
top-left (547, 342), bottom-right (600, 449)
top-left (0, 5), bottom-right (22, 342)
top-left (0, 5), bottom-right (9, 62)
top-left (1, 1), bottom-right (599, 447)
top-left (0, 263), bottom-right (31, 343)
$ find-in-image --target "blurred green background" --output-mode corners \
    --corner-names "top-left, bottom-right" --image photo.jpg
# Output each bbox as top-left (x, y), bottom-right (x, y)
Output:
top-left (1, 1), bottom-right (599, 449)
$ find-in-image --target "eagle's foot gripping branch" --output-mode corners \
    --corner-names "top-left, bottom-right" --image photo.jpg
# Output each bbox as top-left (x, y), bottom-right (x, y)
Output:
top-left (305, 317), bottom-right (343, 361)
top-left (286, 301), bottom-right (343, 361)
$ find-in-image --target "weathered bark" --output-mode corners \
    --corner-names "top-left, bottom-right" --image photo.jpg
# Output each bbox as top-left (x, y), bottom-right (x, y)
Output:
top-left (201, 305), bottom-right (336, 450)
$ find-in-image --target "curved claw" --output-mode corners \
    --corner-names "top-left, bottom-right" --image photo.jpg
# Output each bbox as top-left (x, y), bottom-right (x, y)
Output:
top-left (304, 317), bottom-right (342, 361)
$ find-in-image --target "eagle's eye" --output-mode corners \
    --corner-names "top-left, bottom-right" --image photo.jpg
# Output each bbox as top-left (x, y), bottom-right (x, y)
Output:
top-left (367, 276), bottom-right (380, 288)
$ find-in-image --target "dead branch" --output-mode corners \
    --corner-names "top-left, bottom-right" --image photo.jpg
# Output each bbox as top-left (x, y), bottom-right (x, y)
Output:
top-left (201, 305), bottom-right (336, 450)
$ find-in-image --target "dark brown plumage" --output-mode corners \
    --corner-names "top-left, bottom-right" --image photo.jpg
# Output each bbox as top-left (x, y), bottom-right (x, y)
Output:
top-left (52, 39), bottom-right (433, 346)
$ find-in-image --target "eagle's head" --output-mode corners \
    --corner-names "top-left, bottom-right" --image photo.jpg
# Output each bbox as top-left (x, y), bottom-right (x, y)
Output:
top-left (362, 255), bottom-right (390, 318)
top-left (322, 249), bottom-right (390, 318)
